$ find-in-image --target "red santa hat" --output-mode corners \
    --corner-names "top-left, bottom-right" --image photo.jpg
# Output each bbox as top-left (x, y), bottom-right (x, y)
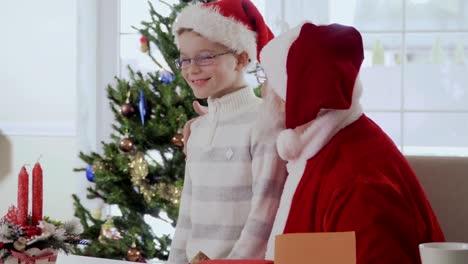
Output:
top-left (173, 0), bottom-right (274, 63)
top-left (260, 22), bottom-right (364, 160)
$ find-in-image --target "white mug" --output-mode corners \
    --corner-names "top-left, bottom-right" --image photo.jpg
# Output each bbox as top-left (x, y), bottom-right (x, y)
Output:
top-left (419, 242), bottom-right (468, 264)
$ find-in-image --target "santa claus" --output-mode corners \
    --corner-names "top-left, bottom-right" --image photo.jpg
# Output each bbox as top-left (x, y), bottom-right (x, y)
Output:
top-left (259, 22), bottom-right (446, 263)
top-left (187, 21), bottom-right (445, 264)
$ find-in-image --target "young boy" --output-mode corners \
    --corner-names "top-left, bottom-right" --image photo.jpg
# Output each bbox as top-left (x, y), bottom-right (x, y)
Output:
top-left (168, 1), bottom-right (287, 263)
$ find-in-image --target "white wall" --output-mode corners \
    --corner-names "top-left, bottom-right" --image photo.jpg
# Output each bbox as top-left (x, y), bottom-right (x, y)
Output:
top-left (0, 0), bottom-right (78, 220)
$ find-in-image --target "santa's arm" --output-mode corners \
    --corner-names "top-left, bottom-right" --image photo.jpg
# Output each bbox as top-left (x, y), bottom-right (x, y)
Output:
top-left (227, 140), bottom-right (287, 259)
top-left (325, 180), bottom-right (422, 264)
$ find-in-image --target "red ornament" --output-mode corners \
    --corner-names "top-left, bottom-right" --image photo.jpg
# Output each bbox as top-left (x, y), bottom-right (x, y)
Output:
top-left (32, 162), bottom-right (43, 226)
top-left (18, 166), bottom-right (29, 226)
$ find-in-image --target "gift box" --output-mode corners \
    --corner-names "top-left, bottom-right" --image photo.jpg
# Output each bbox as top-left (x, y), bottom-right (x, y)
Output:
top-left (274, 232), bottom-right (356, 264)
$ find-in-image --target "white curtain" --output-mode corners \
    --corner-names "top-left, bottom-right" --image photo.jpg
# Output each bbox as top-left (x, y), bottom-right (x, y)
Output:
top-left (76, 0), bottom-right (119, 213)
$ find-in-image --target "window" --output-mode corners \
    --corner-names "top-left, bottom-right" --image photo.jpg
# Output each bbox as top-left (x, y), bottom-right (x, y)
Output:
top-left (267, 0), bottom-right (468, 156)
top-left (119, 0), bottom-right (468, 158)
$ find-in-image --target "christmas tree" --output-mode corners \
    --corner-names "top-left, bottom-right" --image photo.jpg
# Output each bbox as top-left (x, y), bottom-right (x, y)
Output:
top-left (72, 0), bottom-right (215, 261)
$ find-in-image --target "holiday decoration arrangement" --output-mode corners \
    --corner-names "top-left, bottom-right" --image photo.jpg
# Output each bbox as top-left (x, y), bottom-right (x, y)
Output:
top-left (0, 163), bottom-right (83, 264)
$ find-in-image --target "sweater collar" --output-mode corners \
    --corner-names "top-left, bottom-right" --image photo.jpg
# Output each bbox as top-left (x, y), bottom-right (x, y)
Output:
top-left (207, 87), bottom-right (260, 115)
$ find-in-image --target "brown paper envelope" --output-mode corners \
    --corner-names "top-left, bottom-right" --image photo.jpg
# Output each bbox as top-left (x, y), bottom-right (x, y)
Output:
top-left (275, 232), bottom-right (356, 264)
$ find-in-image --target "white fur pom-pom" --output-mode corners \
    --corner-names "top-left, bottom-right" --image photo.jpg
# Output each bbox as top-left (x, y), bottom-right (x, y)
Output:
top-left (276, 129), bottom-right (302, 161)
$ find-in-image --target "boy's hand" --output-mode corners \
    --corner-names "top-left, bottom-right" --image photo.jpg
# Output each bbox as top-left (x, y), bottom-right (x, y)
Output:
top-left (183, 101), bottom-right (208, 155)
top-left (190, 251), bottom-right (210, 264)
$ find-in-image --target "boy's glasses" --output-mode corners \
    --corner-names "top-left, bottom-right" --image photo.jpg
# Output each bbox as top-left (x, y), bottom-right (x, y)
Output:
top-left (174, 50), bottom-right (234, 69)
top-left (254, 64), bottom-right (266, 85)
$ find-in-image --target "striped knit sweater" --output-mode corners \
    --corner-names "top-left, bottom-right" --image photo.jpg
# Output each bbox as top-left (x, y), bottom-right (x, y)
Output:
top-left (168, 87), bottom-right (287, 264)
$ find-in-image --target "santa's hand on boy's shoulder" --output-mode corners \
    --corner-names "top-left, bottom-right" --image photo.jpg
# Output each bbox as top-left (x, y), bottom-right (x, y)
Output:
top-left (193, 101), bottom-right (208, 116)
top-left (183, 101), bottom-right (208, 156)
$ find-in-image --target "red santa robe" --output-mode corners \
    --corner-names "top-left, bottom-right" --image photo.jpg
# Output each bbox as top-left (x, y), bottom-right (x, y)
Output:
top-left (260, 22), bottom-right (445, 264)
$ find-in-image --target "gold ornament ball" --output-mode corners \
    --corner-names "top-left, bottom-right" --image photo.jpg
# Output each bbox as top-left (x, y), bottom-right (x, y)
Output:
top-left (127, 247), bottom-right (142, 262)
top-left (120, 137), bottom-right (135, 152)
top-left (172, 133), bottom-right (184, 147)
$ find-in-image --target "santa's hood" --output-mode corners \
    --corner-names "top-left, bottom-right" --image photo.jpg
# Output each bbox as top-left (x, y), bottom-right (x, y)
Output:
top-left (260, 22), bottom-right (365, 161)
top-left (260, 22), bottom-right (364, 129)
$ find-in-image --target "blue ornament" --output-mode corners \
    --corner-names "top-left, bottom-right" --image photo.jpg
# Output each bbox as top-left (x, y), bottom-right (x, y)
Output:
top-left (159, 70), bottom-right (175, 84)
top-left (85, 164), bottom-right (95, 182)
top-left (139, 89), bottom-right (147, 126)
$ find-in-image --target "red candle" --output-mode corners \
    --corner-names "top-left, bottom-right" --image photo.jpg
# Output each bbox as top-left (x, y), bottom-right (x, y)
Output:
top-left (32, 162), bottom-right (43, 226)
top-left (17, 166), bottom-right (29, 226)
